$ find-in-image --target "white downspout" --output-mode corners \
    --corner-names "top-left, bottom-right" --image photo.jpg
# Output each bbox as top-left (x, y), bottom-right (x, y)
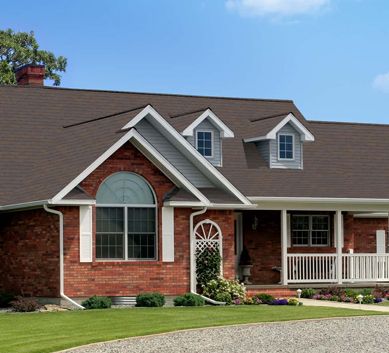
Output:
top-left (189, 207), bottom-right (226, 305)
top-left (44, 205), bottom-right (84, 309)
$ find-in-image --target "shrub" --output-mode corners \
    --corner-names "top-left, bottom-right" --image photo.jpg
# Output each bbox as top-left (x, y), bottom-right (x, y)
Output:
top-left (0, 292), bottom-right (14, 308)
top-left (244, 297), bottom-right (255, 305)
top-left (196, 246), bottom-right (222, 289)
top-left (136, 292), bottom-right (165, 307)
top-left (362, 294), bottom-right (375, 304)
top-left (253, 293), bottom-right (274, 304)
top-left (288, 298), bottom-right (299, 306)
top-left (344, 288), bottom-right (358, 298)
top-left (214, 292), bottom-right (232, 304)
top-left (372, 286), bottom-right (388, 299)
top-left (374, 297), bottom-right (383, 304)
top-left (319, 286), bottom-right (343, 297)
top-left (360, 288), bottom-right (372, 296)
top-left (300, 288), bottom-right (316, 299)
top-left (329, 295), bottom-right (340, 302)
top-left (174, 293), bottom-right (205, 307)
top-left (202, 277), bottom-right (246, 304)
top-left (270, 298), bottom-right (288, 305)
top-left (10, 296), bottom-right (40, 312)
top-left (81, 295), bottom-right (112, 309)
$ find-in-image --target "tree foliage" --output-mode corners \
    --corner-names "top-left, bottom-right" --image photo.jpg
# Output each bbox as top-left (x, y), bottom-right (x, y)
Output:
top-left (0, 29), bottom-right (67, 85)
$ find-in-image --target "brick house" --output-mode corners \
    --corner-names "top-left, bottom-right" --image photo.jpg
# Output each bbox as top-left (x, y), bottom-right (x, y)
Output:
top-left (1, 64), bottom-right (389, 305)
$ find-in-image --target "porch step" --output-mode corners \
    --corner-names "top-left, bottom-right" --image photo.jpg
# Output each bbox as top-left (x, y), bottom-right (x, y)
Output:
top-left (247, 287), bottom-right (297, 298)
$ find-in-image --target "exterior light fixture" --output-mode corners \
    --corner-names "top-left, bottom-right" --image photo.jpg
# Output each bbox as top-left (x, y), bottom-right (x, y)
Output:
top-left (297, 289), bottom-right (302, 299)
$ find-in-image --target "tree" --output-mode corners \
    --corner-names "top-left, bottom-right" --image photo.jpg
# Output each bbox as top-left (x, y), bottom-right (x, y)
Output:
top-left (0, 29), bottom-right (67, 86)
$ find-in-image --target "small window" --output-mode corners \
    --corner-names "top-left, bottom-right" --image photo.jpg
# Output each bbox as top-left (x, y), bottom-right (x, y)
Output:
top-left (196, 131), bottom-right (213, 157)
top-left (278, 134), bottom-right (294, 160)
top-left (291, 215), bottom-right (329, 247)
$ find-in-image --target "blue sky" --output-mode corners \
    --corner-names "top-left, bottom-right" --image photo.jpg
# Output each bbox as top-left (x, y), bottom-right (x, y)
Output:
top-left (2, 0), bottom-right (389, 123)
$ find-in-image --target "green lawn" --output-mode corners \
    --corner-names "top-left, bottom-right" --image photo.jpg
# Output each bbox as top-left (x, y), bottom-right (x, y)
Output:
top-left (0, 306), bottom-right (385, 353)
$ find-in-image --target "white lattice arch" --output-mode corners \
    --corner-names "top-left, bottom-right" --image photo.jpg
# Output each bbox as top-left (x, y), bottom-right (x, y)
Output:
top-left (193, 219), bottom-right (223, 278)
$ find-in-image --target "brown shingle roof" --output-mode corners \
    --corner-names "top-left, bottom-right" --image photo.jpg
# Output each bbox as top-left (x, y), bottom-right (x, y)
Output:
top-left (1, 85), bottom-right (389, 206)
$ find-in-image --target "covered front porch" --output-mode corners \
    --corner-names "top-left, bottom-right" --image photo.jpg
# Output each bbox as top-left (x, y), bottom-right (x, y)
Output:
top-left (235, 202), bottom-right (389, 286)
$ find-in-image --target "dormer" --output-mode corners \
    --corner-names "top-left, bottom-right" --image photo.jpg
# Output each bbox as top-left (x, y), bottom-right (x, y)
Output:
top-left (181, 109), bottom-right (234, 167)
top-left (244, 113), bottom-right (314, 169)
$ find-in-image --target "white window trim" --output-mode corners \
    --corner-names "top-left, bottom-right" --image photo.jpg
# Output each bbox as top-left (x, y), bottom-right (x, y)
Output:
top-left (291, 214), bottom-right (330, 247)
top-left (96, 204), bottom-right (158, 261)
top-left (195, 129), bottom-right (214, 159)
top-left (278, 133), bottom-right (295, 161)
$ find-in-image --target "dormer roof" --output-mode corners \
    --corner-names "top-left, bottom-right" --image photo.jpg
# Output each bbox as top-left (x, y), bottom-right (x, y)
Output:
top-left (243, 112), bottom-right (315, 143)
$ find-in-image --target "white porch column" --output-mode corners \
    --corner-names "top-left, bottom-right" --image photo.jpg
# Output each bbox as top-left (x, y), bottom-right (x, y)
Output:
top-left (281, 209), bottom-right (288, 285)
top-left (336, 210), bottom-right (343, 284)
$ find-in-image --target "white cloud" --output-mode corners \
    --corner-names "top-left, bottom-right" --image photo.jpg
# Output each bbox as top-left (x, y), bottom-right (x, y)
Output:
top-left (226, 0), bottom-right (330, 17)
top-left (373, 72), bottom-right (389, 93)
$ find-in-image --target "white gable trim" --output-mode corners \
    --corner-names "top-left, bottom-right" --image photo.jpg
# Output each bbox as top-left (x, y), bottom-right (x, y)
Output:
top-left (181, 109), bottom-right (234, 138)
top-left (244, 113), bottom-right (315, 143)
top-left (52, 128), bottom-right (210, 205)
top-left (122, 105), bottom-right (251, 205)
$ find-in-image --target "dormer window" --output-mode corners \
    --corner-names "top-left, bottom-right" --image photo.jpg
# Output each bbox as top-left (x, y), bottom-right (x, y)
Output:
top-left (196, 130), bottom-right (213, 158)
top-left (278, 134), bottom-right (294, 160)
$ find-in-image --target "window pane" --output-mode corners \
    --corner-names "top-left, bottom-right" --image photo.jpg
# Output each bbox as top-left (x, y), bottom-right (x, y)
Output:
top-left (96, 207), bottom-right (124, 259)
top-left (311, 216), bottom-right (329, 245)
top-left (279, 134), bottom-right (294, 159)
top-left (291, 216), bottom-right (310, 246)
top-left (127, 207), bottom-right (156, 259)
top-left (196, 131), bottom-right (212, 157)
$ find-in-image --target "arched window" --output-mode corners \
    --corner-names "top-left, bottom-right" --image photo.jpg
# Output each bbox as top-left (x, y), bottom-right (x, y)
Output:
top-left (96, 172), bottom-right (156, 260)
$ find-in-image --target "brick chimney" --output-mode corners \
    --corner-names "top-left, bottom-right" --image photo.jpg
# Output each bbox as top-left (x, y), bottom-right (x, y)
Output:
top-left (15, 64), bottom-right (45, 86)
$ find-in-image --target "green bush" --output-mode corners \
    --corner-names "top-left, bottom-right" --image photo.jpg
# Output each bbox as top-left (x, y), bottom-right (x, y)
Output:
top-left (288, 298), bottom-right (300, 306)
top-left (344, 288), bottom-right (358, 298)
top-left (300, 288), bottom-right (316, 299)
top-left (174, 293), bottom-right (205, 307)
top-left (214, 292), bottom-right (232, 304)
top-left (0, 292), bottom-right (14, 308)
top-left (202, 277), bottom-right (246, 304)
top-left (362, 294), bottom-right (375, 304)
top-left (196, 246), bottom-right (221, 289)
top-left (360, 288), bottom-right (373, 296)
top-left (81, 296), bottom-right (112, 309)
top-left (253, 293), bottom-right (274, 304)
top-left (136, 292), bottom-right (165, 307)
top-left (10, 296), bottom-right (40, 312)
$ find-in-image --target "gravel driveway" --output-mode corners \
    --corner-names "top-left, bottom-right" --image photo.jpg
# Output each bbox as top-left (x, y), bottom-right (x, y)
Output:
top-left (63, 316), bottom-right (389, 353)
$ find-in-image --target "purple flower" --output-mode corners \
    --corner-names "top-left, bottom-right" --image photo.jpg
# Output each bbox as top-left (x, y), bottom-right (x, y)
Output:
top-left (270, 298), bottom-right (288, 305)
top-left (374, 297), bottom-right (383, 303)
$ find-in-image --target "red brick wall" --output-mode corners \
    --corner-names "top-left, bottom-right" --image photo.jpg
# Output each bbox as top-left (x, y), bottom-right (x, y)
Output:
top-left (353, 218), bottom-right (388, 253)
top-left (0, 209), bottom-right (60, 297)
top-left (63, 142), bottom-right (235, 297)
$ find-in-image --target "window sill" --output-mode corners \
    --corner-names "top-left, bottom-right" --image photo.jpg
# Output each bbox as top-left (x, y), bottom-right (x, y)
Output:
top-left (93, 259), bottom-right (159, 265)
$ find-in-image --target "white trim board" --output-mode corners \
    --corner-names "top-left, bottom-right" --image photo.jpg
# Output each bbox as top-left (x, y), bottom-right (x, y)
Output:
top-left (181, 108), bottom-right (234, 138)
top-left (244, 113), bottom-right (315, 143)
top-left (52, 128), bottom-right (210, 205)
top-left (121, 105), bottom-right (250, 205)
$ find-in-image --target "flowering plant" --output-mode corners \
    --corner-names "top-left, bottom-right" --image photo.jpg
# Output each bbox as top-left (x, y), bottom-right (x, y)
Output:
top-left (202, 277), bottom-right (246, 304)
top-left (270, 298), bottom-right (288, 305)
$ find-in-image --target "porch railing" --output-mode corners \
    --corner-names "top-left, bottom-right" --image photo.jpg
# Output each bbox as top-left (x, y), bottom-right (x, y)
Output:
top-left (287, 253), bottom-right (389, 283)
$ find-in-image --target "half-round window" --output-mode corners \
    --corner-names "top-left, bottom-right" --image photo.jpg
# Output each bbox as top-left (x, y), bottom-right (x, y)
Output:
top-left (96, 172), bottom-right (156, 260)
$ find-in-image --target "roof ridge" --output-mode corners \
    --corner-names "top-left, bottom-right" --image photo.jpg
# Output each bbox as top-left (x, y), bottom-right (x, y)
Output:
top-left (309, 120), bottom-right (389, 127)
top-left (0, 85), bottom-right (294, 103)
top-left (250, 112), bottom-right (292, 123)
top-left (169, 107), bottom-right (210, 119)
top-left (63, 105), bottom-right (147, 128)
